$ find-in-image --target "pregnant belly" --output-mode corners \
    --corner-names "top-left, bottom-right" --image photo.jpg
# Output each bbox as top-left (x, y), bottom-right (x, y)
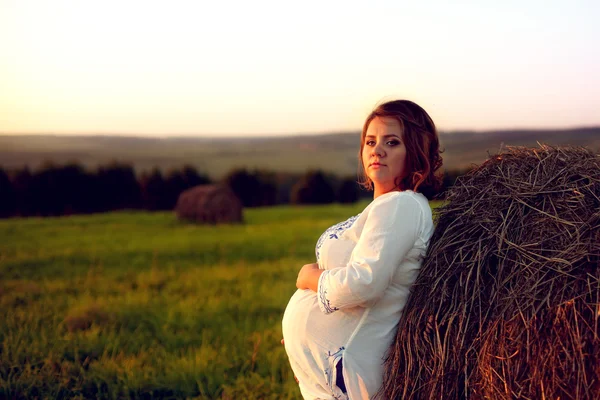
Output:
top-left (282, 289), bottom-right (317, 346)
top-left (282, 289), bottom-right (363, 354)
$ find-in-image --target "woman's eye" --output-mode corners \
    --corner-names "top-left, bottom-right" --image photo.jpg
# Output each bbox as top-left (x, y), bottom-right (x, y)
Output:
top-left (366, 140), bottom-right (375, 146)
top-left (387, 140), bottom-right (400, 146)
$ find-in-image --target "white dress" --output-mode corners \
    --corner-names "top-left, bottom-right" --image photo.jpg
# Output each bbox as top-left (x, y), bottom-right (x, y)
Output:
top-left (282, 191), bottom-right (434, 399)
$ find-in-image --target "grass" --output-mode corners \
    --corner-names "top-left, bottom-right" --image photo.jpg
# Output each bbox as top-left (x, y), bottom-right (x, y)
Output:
top-left (0, 200), bottom-right (441, 399)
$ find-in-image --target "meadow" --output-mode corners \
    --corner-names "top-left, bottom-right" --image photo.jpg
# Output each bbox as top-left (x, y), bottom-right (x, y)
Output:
top-left (1, 200), bottom-right (448, 399)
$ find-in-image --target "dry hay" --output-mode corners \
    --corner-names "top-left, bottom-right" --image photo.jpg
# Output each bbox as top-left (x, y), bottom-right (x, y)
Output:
top-left (380, 145), bottom-right (600, 399)
top-left (175, 184), bottom-right (243, 224)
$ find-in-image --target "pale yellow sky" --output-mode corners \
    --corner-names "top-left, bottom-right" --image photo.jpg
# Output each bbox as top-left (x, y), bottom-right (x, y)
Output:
top-left (1, 0), bottom-right (599, 136)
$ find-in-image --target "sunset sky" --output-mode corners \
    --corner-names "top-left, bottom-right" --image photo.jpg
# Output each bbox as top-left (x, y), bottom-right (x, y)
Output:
top-left (1, 0), bottom-right (599, 137)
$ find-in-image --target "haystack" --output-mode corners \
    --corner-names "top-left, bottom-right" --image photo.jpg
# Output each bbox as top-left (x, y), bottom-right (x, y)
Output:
top-left (380, 145), bottom-right (600, 399)
top-left (175, 184), bottom-right (242, 224)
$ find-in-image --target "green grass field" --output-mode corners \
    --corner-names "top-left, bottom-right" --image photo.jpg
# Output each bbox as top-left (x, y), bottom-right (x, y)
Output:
top-left (0, 200), bottom-right (440, 399)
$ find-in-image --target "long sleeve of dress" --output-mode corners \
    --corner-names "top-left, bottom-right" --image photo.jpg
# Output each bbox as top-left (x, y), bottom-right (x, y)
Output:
top-left (317, 192), bottom-right (423, 314)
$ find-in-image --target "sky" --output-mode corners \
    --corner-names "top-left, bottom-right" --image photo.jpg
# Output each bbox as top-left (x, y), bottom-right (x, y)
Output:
top-left (1, 0), bottom-right (599, 137)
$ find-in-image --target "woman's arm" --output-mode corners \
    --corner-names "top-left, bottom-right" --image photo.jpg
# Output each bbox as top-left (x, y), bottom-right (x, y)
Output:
top-left (316, 193), bottom-right (423, 314)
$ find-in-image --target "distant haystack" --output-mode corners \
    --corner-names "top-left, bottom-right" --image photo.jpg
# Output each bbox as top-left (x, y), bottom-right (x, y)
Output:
top-left (175, 184), bottom-right (242, 224)
top-left (380, 145), bottom-right (600, 400)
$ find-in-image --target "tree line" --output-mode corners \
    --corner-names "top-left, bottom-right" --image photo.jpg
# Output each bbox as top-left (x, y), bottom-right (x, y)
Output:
top-left (0, 162), bottom-right (470, 218)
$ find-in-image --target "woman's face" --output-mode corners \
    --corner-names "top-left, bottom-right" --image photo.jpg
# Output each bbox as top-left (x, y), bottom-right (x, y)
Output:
top-left (362, 116), bottom-right (407, 195)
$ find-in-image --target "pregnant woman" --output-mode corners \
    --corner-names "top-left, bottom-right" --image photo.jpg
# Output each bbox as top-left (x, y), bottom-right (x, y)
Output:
top-left (282, 99), bottom-right (443, 399)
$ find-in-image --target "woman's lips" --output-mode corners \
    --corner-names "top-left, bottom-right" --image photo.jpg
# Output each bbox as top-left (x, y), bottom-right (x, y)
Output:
top-left (370, 163), bottom-right (383, 168)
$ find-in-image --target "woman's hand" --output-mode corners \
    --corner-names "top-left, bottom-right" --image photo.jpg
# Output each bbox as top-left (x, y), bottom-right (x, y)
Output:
top-left (296, 263), bottom-right (323, 292)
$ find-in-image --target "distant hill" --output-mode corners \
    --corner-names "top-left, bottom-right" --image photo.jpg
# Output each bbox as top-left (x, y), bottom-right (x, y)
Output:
top-left (1, 127), bottom-right (599, 178)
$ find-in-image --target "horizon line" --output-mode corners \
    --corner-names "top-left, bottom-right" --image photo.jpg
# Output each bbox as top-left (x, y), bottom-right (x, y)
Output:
top-left (1, 125), bottom-right (600, 140)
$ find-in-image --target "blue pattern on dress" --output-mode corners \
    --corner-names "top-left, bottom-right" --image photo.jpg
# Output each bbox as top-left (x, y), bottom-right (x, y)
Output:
top-left (315, 214), bottom-right (360, 262)
top-left (318, 273), bottom-right (339, 314)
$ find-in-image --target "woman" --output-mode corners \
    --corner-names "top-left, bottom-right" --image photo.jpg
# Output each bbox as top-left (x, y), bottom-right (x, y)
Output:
top-left (282, 99), bottom-right (442, 399)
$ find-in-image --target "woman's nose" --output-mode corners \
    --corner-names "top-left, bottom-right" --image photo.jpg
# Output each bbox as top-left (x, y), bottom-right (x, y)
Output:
top-left (372, 143), bottom-right (384, 157)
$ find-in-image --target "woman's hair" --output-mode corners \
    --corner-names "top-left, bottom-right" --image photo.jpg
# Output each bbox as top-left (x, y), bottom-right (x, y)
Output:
top-left (358, 99), bottom-right (443, 199)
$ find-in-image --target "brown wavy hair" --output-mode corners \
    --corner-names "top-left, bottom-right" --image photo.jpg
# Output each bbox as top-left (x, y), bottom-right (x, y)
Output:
top-left (358, 100), bottom-right (443, 199)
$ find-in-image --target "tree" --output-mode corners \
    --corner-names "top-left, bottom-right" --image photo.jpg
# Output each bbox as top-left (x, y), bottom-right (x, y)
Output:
top-left (290, 170), bottom-right (336, 205)
top-left (140, 168), bottom-right (168, 210)
top-left (95, 162), bottom-right (141, 212)
top-left (337, 177), bottom-right (359, 204)
top-left (165, 165), bottom-right (212, 209)
top-left (223, 168), bottom-right (262, 207)
top-left (181, 165), bottom-right (211, 187)
top-left (30, 161), bottom-right (63, 216)
top-left (56, 162), bottom-right (89, 214)
top-left (0, 167), bottom-right (15, 217)
top-left (10, 167), bottom-right (35, 216)
top-left (252, 169), bottom-right (277, 206)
